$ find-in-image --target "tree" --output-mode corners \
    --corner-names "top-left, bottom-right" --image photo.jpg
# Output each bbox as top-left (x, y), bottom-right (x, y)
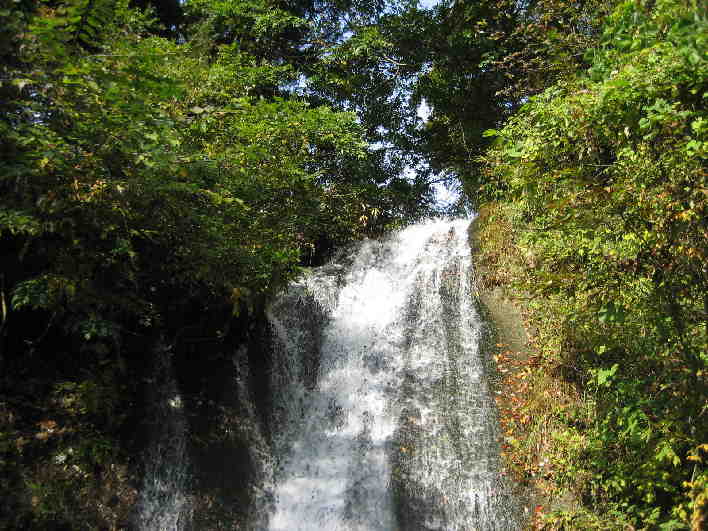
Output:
top-left (0, 0), bottom-right (420, 526)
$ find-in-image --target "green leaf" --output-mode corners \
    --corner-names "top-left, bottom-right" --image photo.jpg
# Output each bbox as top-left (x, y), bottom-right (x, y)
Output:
top-left (596, 363), bottom-right (618, 387)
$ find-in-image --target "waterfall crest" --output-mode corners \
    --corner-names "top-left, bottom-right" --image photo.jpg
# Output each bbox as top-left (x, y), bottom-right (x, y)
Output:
top-left (266, 219), bottom-right (520, 530)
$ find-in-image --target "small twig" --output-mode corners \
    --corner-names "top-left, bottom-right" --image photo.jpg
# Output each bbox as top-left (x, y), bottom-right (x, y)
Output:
top-left (0, 274), bottom-right (7, 329)
top-left (0, 274), bottom-right (7, 363)
top-left (381, 55), bottom-right (409, 67)
top-left (87, 52), bottom-right (180, 59)
top-left (26, 311), bottom-right (57, 356)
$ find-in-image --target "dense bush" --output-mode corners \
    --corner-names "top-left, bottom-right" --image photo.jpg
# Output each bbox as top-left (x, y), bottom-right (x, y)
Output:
top-left (480, 0), bottom-right (707, 526)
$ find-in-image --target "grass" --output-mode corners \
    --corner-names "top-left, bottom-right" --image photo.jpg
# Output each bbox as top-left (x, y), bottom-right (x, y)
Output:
top-left (469, 202), bottom-right (630, 530)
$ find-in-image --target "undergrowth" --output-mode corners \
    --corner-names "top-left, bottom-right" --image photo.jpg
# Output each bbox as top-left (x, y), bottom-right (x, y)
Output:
top-left (474, 201), bottom-right (707, 530)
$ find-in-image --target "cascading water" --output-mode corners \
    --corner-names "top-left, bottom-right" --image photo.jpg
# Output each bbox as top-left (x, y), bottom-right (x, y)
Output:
top-left (265, 219), bottom-right (521, 531)
top-left (135, 344), bottom-right (192, 531)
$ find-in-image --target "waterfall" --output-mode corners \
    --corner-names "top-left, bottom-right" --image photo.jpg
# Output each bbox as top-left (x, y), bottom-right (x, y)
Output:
top-left (266, 219), bottom-right (521, 530)
top-left (136, 344), bottom-right (192, 531)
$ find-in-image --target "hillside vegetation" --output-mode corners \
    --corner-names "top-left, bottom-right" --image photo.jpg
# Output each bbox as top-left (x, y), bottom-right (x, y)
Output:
top-left (0, 0), bottom-right (705, 528)
top-left (472, 1), bottom-right (707, 527)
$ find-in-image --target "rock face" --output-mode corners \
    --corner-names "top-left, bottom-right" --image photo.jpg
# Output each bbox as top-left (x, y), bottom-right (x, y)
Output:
top-left (0, 285), bottom-right (276, 530)
top-left (468, 211), bottom-right (577, 521)
top-left (168, 303), bottom-right (276, 531)
top-left (134, 283), bottom-right (334, 530)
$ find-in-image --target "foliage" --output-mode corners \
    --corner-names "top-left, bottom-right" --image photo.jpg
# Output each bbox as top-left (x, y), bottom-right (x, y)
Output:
top-left (0, 0), bottom-right (434, 526)
top-left (379, 0), bottom-right (614, 197)
top-left (479, 0), bottom-right (707, 526)
top-left (2, 0), bottom-right (706, 526)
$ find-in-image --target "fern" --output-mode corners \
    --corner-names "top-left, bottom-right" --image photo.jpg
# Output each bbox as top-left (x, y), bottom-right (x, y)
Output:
top-left (67, 0), bottom-right (116, 52)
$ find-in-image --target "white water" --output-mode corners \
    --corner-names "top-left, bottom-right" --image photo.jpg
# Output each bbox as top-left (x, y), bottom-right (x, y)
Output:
top-left (136, 345), bottom-right (192, 531)
top-left (266, 219), bottom-right (520, 530)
